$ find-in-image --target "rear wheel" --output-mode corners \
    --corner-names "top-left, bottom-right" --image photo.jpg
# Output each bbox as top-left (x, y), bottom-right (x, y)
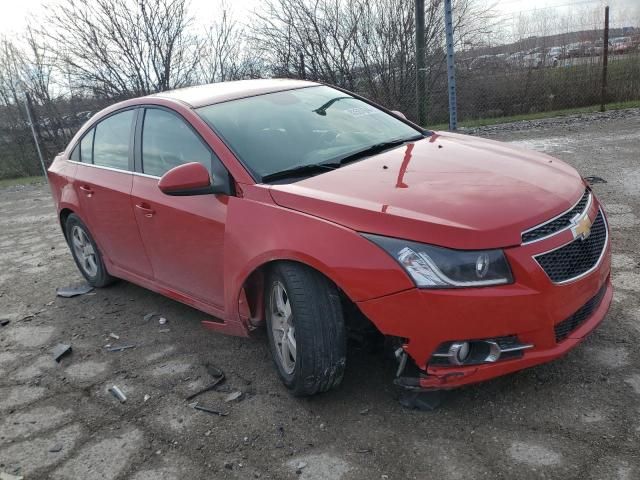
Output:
top-left (265, 262), bottom-right (346, 396)
top-left (65, 214), bottom-right (115, 287)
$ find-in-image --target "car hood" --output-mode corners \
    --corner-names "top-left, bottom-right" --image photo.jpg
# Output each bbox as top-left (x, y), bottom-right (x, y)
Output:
top-left (268, 131), bottom-right (585, 249)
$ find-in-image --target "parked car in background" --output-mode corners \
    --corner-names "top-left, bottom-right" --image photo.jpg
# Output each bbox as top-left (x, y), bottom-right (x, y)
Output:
top-left (48, 79), bottom-right (613, 397)
top-left (469, 54), bottom-right (507, 71)
top-left (610, 37), bottom-right (633, 54)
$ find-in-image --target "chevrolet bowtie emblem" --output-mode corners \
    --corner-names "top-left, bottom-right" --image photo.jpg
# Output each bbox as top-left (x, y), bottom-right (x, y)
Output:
top-left (571, 212), bottom-right (593, 241)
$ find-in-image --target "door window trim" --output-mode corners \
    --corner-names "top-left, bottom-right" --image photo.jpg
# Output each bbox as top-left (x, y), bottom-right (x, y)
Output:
top-left (67, 106), bottom-right (139, 174)
top-left (135, 105), bottom-right (234, 195)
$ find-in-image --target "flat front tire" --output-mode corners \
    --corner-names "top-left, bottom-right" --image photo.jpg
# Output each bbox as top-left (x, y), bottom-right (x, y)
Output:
top-left (65, 214), bottom-right (115, 287)
top-left (265, 262), bottom-right (346, 396)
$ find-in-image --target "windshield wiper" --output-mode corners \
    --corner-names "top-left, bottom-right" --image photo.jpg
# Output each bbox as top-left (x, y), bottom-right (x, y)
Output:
top-left (261, 162), bottom-right (339, 182)
top-left (333, 135), bottom-right (425, 166)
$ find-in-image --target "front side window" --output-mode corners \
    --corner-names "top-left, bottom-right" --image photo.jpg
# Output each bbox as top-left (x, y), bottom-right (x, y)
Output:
top-left (142, 108), bottom-right (213, 177)
top-left (93, 110), bottom-right (135, 170)
top-left (196, 85), bottom-right (422, 181)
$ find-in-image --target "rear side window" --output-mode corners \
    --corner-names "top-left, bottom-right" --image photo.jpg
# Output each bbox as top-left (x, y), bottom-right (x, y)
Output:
top-left (80, 128), bottom-right (94, 163)
top-left (141, 108), bottom-right (213, 177)
top-left (93, 110), bottom-right (135, 170)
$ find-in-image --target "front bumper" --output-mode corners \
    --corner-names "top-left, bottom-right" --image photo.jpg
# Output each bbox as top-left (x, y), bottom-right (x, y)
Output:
top-left (356, 207), bottom-right (612, 390)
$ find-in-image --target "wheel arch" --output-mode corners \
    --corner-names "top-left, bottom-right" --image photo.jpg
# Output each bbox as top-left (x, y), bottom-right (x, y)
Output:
top-left (235, 255), bottom-right (355, 329)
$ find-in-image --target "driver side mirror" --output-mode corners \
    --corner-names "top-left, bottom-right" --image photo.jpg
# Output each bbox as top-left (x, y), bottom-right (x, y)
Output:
top-left (158, 162), bottom-right (215, 196)
top-left (391, 110), bottom-right (407, 120)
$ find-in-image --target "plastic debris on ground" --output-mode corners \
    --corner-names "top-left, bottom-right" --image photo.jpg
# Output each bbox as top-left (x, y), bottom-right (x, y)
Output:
top-left (106, 344), bottom-right (137, 352)
top-left (109, 332), bottom-right (119, 339)
top-left (56, 283), bottom-right (94, 298)
top-left (185, 364), bottom-right (225, 401)
top-left (158, 317), bottom-right (167, 325)
top-left (224, 391), bottom-right (243, 403)
top-left (0, 319), bottom-right (10, 327)
top-left (143, 312), bottom-right (160, 322)
top-left (108, 385), bottom-right (127, 403)
top-left (0, 472), bottom-right (25, 480)
top-left (51, 343), bottom-right (72, 362)
top-left (188, 401), bottom-right (228, 416)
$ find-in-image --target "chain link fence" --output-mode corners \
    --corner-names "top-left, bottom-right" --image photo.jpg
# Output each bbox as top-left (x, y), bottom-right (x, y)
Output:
top-left (1, 3), bottom-right (639, 180)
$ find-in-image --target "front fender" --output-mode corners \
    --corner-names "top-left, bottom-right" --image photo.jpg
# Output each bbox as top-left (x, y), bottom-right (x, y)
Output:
top-left (224, 193), bottom-right (414, 323)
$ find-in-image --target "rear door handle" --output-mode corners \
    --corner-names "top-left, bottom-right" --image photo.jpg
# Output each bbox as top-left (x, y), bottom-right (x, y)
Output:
top-left (135, 203), bottom-right (155, 218)
top-left (79, 185), bottom-right (94, 196)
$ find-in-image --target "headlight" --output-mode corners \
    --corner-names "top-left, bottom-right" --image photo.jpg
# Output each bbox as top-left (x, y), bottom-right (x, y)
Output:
top-left (363, 234), bottom-right (514, 288)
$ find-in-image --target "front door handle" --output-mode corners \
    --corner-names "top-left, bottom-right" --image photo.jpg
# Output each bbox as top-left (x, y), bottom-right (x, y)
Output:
top-left (135, 203), bottom-right (155, 218)
top-left (79, 185), bottom-right (94, 197)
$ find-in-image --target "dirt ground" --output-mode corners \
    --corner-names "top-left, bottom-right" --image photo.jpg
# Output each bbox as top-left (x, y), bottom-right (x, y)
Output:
top-left (1, 109), bottom-right (639, 480)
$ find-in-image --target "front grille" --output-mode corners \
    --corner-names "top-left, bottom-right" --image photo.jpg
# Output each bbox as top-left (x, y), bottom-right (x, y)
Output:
top-left (522, 190), bottom-right (590, 243)
top-left (554, 284), bottom-right (607, 342)
top-left (535, 210), bottom-right (607, 283)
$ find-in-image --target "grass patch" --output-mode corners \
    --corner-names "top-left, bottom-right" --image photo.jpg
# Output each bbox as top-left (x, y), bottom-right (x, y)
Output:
top-left (428, 99), bottom-right (640, 131)
top-left (0, 175), bottom-right (47, 188)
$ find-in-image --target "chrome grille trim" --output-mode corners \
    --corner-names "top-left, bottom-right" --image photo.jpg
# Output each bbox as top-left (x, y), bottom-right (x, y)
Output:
top-left (522, 190), bottom-right (591, 245)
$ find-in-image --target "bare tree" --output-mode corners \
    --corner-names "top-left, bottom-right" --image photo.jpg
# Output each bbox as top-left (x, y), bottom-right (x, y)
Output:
top-left (46, 0), bottom-right (202, 97)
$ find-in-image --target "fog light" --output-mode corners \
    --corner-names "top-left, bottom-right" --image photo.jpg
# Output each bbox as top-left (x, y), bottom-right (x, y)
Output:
top-left (448, 341), bottom-right (470, 365)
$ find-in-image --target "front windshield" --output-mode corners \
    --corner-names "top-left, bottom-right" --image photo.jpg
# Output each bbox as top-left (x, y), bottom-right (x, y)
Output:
top-left (196, 85), bottom-right (422, 182)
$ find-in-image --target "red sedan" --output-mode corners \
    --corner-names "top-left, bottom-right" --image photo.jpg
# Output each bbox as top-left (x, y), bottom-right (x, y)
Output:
top-left (48, 79), bottom-right (612, 396)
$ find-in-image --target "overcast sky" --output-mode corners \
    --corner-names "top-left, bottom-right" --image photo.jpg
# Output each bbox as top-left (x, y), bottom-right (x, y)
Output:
top-left (0, 0), bottom-right (637, 38)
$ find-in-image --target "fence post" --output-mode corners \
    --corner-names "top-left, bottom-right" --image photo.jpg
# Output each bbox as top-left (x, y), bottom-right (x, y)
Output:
top-left (415, 0), bottom-right (427, 126)
top-left (600, 6), bottom-right (609, 112)
top-left (299, 52), bottom-right (306, 80)
top-left (444, 0), bottom-right (458, 130)
top-left (22, 91), bottom-right (48, 178)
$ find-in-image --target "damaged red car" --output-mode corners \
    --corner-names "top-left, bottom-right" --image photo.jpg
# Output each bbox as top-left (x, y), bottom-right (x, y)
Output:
top-left (48, 79), bottom-right (612, 396)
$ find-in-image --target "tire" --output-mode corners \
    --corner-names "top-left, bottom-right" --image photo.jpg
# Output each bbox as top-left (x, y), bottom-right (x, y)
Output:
top-left (65, 213), bottom-right (115, 287)
top-left (265, 262), bottom-right (346, 396)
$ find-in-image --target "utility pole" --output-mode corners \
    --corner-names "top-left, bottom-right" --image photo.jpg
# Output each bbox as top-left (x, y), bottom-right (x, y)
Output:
top-left (444, 0), bottom-right (458, 130)
top-left (22, 90), bottom-right (48, 178)
top-left (415, 0), bottom-right (427, 126)
top-left (600, 6), bottom-right (609, 112)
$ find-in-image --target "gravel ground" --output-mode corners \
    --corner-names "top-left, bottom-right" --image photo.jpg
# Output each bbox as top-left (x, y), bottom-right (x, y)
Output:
top-left (1, 109), bottom-right (639, 480)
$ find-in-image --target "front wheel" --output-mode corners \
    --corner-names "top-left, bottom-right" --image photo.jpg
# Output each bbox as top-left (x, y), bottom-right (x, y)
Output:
top-left (265, 262), bottom-right (346, 396)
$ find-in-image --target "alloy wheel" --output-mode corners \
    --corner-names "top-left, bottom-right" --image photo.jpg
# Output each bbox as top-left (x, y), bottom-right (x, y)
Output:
top-left (269, 281), bottom-right (296, 374)
top-left (71, 225), bottom-right (98, 277)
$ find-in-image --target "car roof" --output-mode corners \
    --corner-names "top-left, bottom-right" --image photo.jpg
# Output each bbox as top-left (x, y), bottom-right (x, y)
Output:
top-left (147, 78), bottom-right (320, 108)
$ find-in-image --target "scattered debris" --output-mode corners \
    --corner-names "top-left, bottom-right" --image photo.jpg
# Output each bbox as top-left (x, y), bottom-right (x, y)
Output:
top-left (48, 444), bottom-right (63, 453)
top-left (108, 385), bottom-right (127, 403)
top-left (0, 472), bottom-right (24, 480)
top-left (158, 328), bottom-right (171, 333)
top-left (584, 175), bottom-right (607, 184)
top-left (359, 407), bottom-right (369, 415)
top-left (224, 461), bottom-right (234, 470)
top-left (106, 344), bottom-right (137, 352)
top-left (51, 343), bottom-right (72, 363)
top-left (158, 317), bottom-right (167, 325)
top-left (0, 319), bottom-right (10, 327)
top-left (56, 283), bottom-right (94, 298)
top-left (224, 391), bottom-right (243, 403)
top-left (144, 394), bottom-right (150, 402)
top-left (185, 365), bottom-right (225, 401)
top-left (189, 401), bottom-right (228, 416)
top-left (294, 461), bottom-right (307, 474)
top-left (143, 312), bottom-right (159, 322)
top-left (356, 448), bottom-right (372, 454)
top-left (109, 332), bottom-right (120, 340)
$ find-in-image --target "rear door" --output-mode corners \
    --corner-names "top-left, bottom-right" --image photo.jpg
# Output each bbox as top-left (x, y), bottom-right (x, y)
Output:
top-left (131, 106), bottom-right (230, 308)
top-left (73, 108), bottom-right (154, 279)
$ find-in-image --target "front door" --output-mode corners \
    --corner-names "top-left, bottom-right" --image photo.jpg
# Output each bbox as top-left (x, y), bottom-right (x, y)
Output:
top-left (131, 107), bottom-right (228, 308)
top-left (74, 109), bottom-right (154, 279)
